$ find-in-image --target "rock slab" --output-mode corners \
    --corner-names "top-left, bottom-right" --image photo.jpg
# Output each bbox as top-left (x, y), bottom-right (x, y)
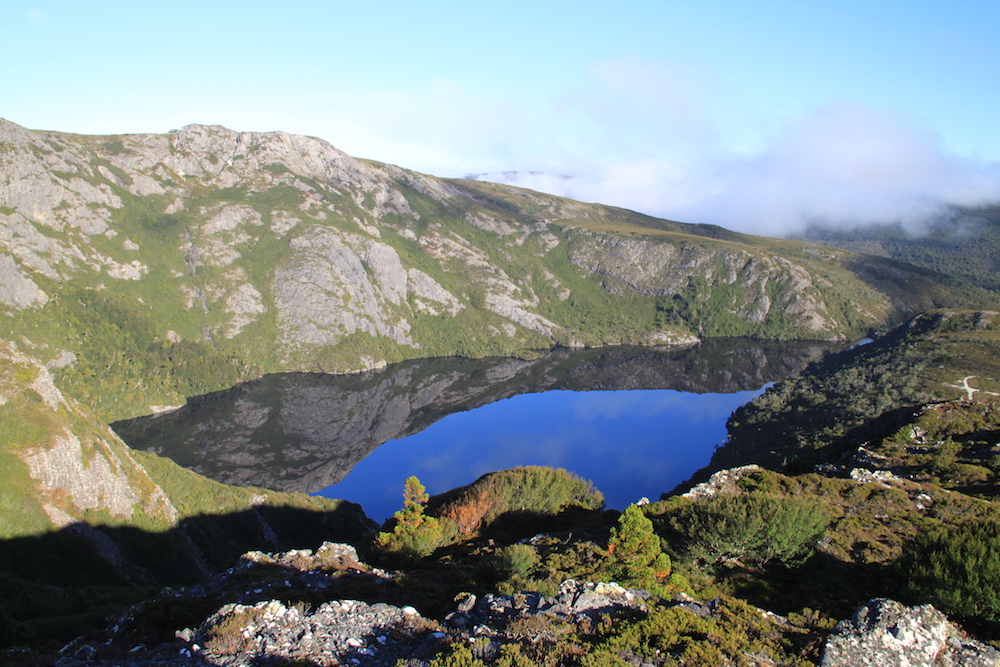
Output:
top-left (821, 598), bottom-right (1000, 667)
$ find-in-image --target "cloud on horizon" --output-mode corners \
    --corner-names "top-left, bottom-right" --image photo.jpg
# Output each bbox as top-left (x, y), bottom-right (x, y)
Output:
top-left (323, 62), bottom-right (1000, 237)
top-left (470, 101), bottom-right (1000, 236)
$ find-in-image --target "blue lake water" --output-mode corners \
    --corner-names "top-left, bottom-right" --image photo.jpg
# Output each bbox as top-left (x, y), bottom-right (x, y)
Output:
top-left (114, 341), bottom-right (829, 524)
top-left (315, 386), bottom-right (765, 523)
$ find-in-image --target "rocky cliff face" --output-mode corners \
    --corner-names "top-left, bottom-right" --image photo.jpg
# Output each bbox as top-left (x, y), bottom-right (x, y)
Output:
top-left (0, 340), bottom-right (178, 538)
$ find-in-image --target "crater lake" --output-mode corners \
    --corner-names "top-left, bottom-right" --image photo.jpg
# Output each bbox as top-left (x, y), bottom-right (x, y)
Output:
top-left (113, 340), bottom-right (831, 522)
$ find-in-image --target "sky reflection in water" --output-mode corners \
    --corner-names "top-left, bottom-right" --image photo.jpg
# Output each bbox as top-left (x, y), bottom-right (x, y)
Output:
top-left (316, 387), bottom-right (765, 523)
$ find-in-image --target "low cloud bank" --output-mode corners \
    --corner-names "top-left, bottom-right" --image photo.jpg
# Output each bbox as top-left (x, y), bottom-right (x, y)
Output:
top-left (470, 102), bottom-right (1000, 237)
top-left (324, 62), bottom-right (1000, 238)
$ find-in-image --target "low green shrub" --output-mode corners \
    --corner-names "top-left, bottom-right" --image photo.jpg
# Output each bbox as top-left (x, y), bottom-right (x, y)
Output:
top-left (484, 544), bottom-right (539, 579)
top-left (665, 492), bottom-right (830, 569)
top-left (578, 596), bottom-right (809, 667)
top-left (901, 518), bottom-right (1000, 627)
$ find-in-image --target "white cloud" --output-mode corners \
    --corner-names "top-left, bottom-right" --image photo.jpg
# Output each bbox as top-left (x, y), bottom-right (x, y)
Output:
top-left (678, 102), bottom-right (1000, 235)
top-left (24, 8), bottom-right (46, 22)
top-left (469, 100), bottom-right (1000, 236)
top-left (310, 61), bottom-right (1000, 237)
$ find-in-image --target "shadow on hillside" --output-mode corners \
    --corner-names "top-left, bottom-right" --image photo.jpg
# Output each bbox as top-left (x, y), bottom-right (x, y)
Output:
top-left (0, 502), bottom-right (614, 654)
top-left (721, 551), bottom-right (900, 621)
top-left (0, 502), bottom-right (374, 649)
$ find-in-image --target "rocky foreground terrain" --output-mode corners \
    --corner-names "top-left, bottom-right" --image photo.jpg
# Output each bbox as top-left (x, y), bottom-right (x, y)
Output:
top-left (29, 542), bottom-right (999, 667)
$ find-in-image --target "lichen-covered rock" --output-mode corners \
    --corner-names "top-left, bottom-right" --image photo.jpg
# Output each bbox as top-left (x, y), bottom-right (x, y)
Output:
top-left (445, 578), bottom-right (649, 633)
top-left (681, 464), bottom-right (763, 500)
top-left (240, 541), bottom-right (370, 573)
top-left (197, 598), bottom-right (430, 667)
top-left (549, 579), bottom-right (650, 619)
top-left (820, 598), bottom-right (1000, 667)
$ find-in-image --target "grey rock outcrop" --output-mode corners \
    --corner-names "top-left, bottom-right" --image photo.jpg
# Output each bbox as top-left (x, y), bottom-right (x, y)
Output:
top-left (0, 340), bottom-right (179, 531)
top-left (0, 253), bottom-right (47, 308)
top-left (275, 229), bottom-right (417, 348)
top-left (567, 234), bottom-right (843, 334)
top-left (197, 598), bottom-right (429, 667)
top-left (821, 598), bottom-right (1000, 667)
top-left (549, 579), bottom-right (649, 620)
top-left (445, 579), bottom-right (649, 635)
top-left (681, 464), bottom-right (763, 500)
top-left (53, 543), bottom-right (418, 666)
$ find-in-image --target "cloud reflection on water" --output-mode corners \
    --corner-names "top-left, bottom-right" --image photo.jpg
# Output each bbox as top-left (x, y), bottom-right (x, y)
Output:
top-left (317, 387), bottom-right (764, 523)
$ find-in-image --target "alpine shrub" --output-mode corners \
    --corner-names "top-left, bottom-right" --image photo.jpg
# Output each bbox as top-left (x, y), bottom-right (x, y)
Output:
top-left (666, 492), bottom-right (829, 569)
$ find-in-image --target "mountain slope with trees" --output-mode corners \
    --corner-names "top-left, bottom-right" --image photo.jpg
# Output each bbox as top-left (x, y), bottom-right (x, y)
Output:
top-left (797, 205), bottom-right (1000, 292)
top-left (2, 118), bottom-right (994, 424)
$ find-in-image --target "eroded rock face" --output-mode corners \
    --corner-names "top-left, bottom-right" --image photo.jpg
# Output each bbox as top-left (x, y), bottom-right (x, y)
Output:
top-left (275, 229), bottom-right (416, 348)
top-left (567, 234), bottom-right (847, 335)
top-left (0, 340), bottom-right (179, 533)
top-left (0, 253), bottom-right (47, 308)
top-left (820, 598), bottom-right (1000, 667)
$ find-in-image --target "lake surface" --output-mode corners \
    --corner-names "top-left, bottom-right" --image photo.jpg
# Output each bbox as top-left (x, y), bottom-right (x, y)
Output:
top-left (314, 387), bottom-right (765, 522)
top-left (114, 340), bottom-right (832, 522)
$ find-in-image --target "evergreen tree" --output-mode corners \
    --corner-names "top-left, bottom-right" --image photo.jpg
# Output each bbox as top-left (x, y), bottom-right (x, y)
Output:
top-left (374, 476), bottom-right (443, 562)
top-left (606, 504), bottom-right (679, 596)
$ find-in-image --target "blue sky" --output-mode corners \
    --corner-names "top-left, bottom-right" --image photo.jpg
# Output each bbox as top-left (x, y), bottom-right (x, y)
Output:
top-left (4, 0), bottom-right (999, 233)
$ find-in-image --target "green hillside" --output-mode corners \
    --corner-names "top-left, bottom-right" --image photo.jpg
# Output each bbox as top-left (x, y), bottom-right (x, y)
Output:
top-left (798, 205), bottom-right (1000, 291)
top-left (1, 119), bottom-right (995, 424)
top-left (708, 309), bottom-right (1000, 476)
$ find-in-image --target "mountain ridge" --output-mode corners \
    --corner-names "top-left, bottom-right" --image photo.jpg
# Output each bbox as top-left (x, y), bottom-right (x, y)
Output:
top-left (1, 118), bottom-right (994, 422)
